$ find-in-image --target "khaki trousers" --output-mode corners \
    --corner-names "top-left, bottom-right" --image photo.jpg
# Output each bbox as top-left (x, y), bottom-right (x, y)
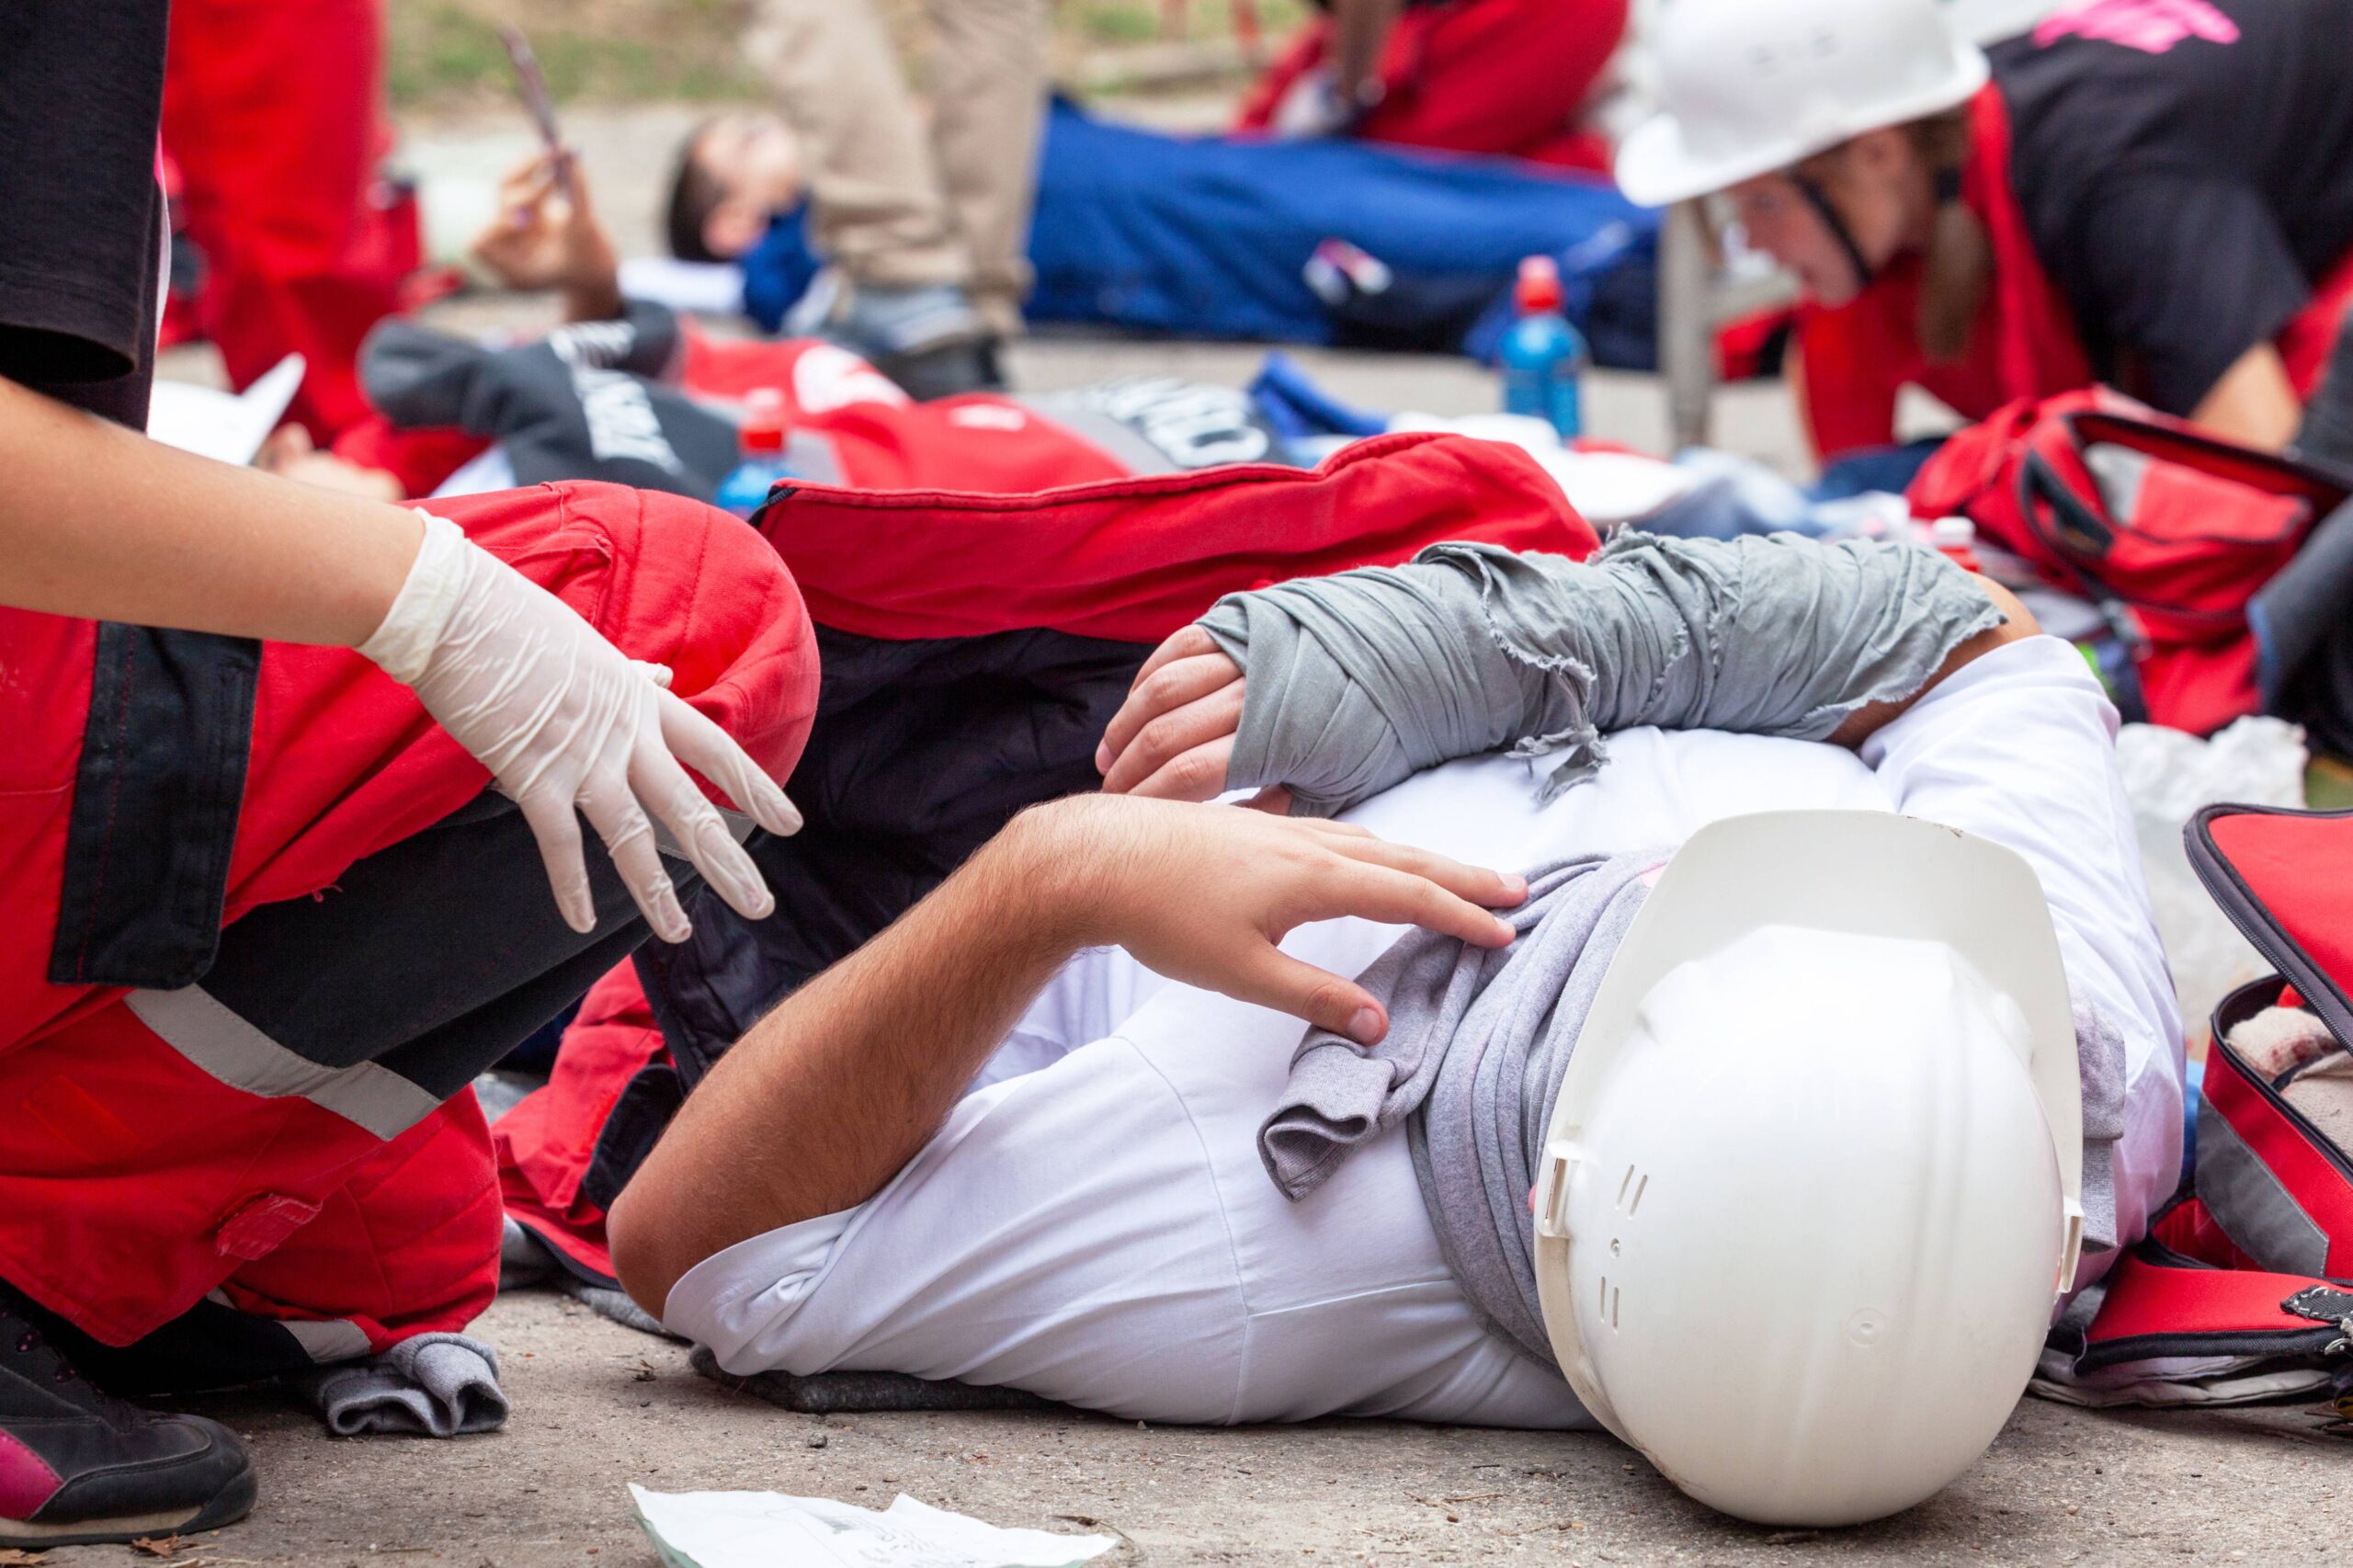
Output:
top-left (747, 0), bottom-right (1047, 335)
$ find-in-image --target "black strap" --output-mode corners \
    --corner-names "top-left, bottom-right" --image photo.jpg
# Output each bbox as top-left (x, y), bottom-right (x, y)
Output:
top-left (1791, 171), bottom-right (1875, 296)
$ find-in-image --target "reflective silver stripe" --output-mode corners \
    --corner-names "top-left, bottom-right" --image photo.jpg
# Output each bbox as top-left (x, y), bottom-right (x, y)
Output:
top-left (284, 1317), bottom-right (373, 1365)
top-left (650, 807), bottom-right (756, 863)
top-left (126, 986), bottom-right (441, 1141)
top-left (2195, 1096), bottom-right (2331, 1278)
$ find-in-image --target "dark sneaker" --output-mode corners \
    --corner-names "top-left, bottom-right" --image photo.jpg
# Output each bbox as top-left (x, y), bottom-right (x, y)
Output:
top-left (0, 1290), bottom-right (255, 1547)
top-left (785, 271), bottom-right (1006, 400)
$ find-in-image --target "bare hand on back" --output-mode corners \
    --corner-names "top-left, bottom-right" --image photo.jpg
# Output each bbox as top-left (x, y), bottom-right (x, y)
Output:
top-left (1030, 793), bottom-right (1523, 1044)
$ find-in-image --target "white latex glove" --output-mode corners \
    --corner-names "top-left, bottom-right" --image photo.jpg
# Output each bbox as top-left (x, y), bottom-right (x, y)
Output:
top-left (358, 512), bottom-right (801, 943)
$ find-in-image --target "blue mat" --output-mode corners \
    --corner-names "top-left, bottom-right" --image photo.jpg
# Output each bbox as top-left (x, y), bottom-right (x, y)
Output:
top-left (743, 99), bottom-right (1658, 367)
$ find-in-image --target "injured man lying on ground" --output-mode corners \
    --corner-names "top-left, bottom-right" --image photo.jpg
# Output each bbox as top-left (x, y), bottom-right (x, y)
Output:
top-left (605, 530), bottom-right (2184, 1527)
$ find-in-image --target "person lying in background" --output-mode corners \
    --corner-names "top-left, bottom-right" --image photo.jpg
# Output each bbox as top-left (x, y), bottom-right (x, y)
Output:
top-left (605, 529), bottom-right (2181, 1523)
top-left (1236, 0), bottom-right (1629, 172)
top-left (1620, 0), bottom-right (2353, 461)
top-left (670, 0), bottom-right (1049, 399)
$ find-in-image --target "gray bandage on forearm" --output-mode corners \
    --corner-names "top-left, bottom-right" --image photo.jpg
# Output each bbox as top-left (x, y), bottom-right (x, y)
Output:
top-left (1198, 531), bottom-right (2001, 816)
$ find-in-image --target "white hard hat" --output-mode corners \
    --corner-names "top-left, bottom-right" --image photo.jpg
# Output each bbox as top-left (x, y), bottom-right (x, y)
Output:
top-left (1615, 0), bottom-right (1991, 207)
top-left (1532, 811), bottom-right (2084, 1526)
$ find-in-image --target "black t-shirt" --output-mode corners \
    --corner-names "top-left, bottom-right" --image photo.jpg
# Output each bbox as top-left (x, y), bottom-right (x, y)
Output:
top-left (1993, 0), bottom-right (2353, 417)
top-left (0, 1), bottom-right (170, 429)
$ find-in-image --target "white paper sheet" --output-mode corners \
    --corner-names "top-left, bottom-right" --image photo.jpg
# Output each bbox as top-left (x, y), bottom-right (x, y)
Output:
top-left (146, 353), bottom-right (305, 466)
top-left (629, 1484), bottom-right (1118, 1568)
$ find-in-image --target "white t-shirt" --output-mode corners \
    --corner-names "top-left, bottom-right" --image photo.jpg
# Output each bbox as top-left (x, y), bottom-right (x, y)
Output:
top-left (665, 637), bottom-right (2184, 1428)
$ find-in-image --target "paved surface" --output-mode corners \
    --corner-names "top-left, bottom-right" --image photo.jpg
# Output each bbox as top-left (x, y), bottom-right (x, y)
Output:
top-left (37, 1292), bottom-right (2348, 1567)
top-left (119, 99), bottom-right (2353, 1568)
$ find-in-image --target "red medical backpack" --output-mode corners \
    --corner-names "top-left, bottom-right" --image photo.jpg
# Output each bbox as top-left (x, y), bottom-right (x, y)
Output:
top-left (1907, 390), bottom-right (2353, 735)
top-left (2053, 805), bottom-right (2353, 1415)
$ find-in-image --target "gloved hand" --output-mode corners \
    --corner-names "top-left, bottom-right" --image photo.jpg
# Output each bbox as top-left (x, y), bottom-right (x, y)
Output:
top-left (358, 511), bottom-right (800, 943)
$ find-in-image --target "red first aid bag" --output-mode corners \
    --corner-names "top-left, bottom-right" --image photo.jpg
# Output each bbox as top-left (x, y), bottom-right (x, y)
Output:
top-left (2049, 805), bottom-right (2353, 1415)
top-left (1908, 390), bottom-right (2352, 733)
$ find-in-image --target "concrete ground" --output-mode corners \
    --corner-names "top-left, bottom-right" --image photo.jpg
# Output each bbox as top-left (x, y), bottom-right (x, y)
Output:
top-left (34, 1291), bottom-right (2349, 1567)
top-left (119, 99), bottom-right (2353, 1568)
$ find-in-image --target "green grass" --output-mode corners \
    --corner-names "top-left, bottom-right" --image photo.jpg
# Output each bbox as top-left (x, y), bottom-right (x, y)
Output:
top-left (388, 3), bottom-right (765, 111)
top-left (389, 0), bottom-right (1312, 112)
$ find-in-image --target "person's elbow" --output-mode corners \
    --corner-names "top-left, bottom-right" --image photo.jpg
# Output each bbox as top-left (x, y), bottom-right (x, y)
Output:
top-left (607, 1179), bottom-right (695, 1324)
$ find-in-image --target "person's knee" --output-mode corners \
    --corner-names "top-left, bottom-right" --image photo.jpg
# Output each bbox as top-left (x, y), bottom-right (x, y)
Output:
top-left (627, 487), bottom-right (822, 781)
top-left (443, 482), bottom-right (821, 781)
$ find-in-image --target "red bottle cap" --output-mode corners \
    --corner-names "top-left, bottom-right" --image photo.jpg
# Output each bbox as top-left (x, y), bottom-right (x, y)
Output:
top-left (740, 387), bottom-right (787, 455)
top-left (1515, 255), bottom-right (1563, 314)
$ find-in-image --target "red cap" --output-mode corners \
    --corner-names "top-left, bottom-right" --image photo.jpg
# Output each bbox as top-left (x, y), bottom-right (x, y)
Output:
top-left (1515, 255), bottom-right (1563, 314)
top-left (739, 387), bottom-right (787, 455)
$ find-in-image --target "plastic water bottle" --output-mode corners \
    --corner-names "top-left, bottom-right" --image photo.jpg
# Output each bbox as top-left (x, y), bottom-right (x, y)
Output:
top-left (714, 388), bottom-right (793, 520)
top-left (1500, 256), bottom-right (1586, 437)
top-left (1929, 516), bottom-right (1984, 574)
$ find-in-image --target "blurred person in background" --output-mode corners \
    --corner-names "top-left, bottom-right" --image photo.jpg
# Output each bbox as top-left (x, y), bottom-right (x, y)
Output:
top-left (1619, 0), bottom-right (2353, 464)
top-left (1238, 0), bottom-right (1631, 173)
top-left (161, 0), bottom-right (415, 440)
top-left (672, 0), bottom-right (1051, 399)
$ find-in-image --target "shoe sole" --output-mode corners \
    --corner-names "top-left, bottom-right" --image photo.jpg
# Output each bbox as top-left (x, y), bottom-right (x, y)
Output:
top-left (0, 1451), bottom-right (256, 1549)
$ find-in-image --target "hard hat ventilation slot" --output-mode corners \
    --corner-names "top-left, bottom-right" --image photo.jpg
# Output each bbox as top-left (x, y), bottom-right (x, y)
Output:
top-left (1617, 1165), bottom-right (1649, 1216)
top-left (1598, 1276), bottom-right (1620, 1332)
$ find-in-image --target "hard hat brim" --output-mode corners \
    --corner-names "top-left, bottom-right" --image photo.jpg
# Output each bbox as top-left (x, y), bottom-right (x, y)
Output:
top-left (1611, 45), bottom-right (1991, 208)
top-left (1531, 810), bottom-right (2083, 1450)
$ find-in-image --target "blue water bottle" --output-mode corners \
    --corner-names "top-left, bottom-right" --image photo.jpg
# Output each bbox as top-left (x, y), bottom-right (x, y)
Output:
top-left (1500, 255), bottom-right (1586, 437)
top-left (714, 388), bottom-right (794, 520)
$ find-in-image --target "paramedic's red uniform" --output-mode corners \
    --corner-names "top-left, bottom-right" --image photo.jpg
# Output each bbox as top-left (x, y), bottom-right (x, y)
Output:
top-left (1796, 6), bottom-right (2353, 460)
top-left (1237, 0), bottom-right (1629, 173)
top-left (0, 484), bottom-right (818, 1373)
top-left (160, 0), bottom-right (411, 440)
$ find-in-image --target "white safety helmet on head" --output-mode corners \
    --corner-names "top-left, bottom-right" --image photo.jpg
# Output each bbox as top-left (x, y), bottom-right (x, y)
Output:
top-left (1533, 811), bottom-right (2084, 1527)
top-left (1616, 0), bottom-right (1991, 208)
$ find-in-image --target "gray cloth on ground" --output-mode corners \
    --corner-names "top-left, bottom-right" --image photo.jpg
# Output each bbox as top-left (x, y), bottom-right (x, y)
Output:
top-left (299, 1334), bottom-right (510, 1437)
top-left (1197, 530), bottom-right (2002, 817)
top-left (688, 1346), bottom-right (1067, 1415)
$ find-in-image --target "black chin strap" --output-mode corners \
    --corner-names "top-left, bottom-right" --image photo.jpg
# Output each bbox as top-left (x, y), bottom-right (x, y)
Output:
top-left (1790, 170), bottom-right (1875, 295)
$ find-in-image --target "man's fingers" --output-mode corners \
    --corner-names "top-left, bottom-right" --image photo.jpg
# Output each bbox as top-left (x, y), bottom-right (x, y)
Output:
top-left (1326, 835), bottom-right (1529, 912)
top-left (1101, 675), bottom-right (1245, 794)
top-left (1317, 862), bottom-right (1518, 949)
top-left (655, 688), bottom-right (802, 837)
top-left (1227, 945), bottom-right (1389, 1046)
top-left (1131, 624), bottom-right (1222, 687)
top-left (630, 736), bottom-right (775, 923)
top-left (1097, 651), bottom-right (1242, 777)
top-left (516, 788), bottom-right (597, 935)
top-left (1123, 736), bottom-right (1236, 803)
top-left (582, 775), bottom-right (690, 944)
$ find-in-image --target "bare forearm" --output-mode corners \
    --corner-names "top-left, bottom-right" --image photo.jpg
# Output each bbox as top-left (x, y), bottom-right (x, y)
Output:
top-left (610, 809), bottom-right (1087, 1311)
top-left (2189, 342), bottom-right (2301, 453)
top-left (0, 377), bottom-right (421, 645)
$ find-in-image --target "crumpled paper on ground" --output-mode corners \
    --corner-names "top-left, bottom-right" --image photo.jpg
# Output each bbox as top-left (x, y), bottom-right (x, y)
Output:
top-left (2114, 717), bottom-right (2307, 1049)
top-left (629, 1484), bottom-right (1116, 1568)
